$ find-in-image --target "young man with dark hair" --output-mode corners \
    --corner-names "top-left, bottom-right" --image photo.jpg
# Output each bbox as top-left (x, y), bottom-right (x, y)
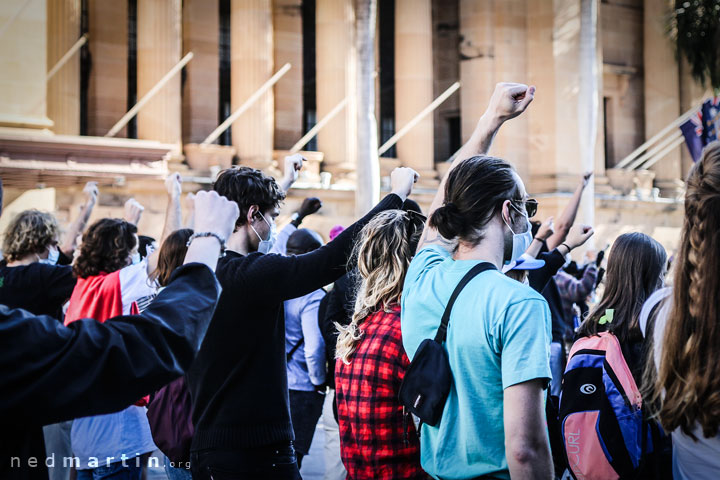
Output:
top-left (186, 158), bottom-right (419, 480)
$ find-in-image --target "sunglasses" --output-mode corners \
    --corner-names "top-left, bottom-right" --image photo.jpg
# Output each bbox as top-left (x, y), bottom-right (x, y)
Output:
top-left (405, 210), bottom-right (427, 238)
top-left (510, 198), bottom-right (538, 218)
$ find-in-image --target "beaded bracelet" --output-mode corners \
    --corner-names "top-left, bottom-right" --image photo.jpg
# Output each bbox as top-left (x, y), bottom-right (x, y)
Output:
top-left (186, 232), bottom-right (227, 257)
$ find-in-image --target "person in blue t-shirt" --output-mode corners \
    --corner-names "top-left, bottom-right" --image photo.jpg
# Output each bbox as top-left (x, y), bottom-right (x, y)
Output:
top-left (401, 82), bottom-right (554, 480)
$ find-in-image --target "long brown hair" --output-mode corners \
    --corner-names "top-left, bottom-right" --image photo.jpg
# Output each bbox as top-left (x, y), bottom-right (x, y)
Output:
top-left (149, 229), bottom-right (193, 287)
top-left (335, 210), bottom-right (422, 364)
top-left (577, 232), bottom-right (666, 344)
top-left (653, 141), bottom-right (720, 438)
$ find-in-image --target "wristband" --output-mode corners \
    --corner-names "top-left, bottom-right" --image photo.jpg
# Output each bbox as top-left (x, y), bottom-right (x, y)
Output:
top-left (291, 212), bottom-right (303, 227)
top-left (532, 236), bottom-right (544, 243)
top-left (560, 242), bottom-right (572, 252)
top-left (186, 232), bottom-right (226, 258)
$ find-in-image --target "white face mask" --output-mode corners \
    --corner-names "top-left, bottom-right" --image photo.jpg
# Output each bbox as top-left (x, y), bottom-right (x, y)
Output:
top-left (251, 211), bottom-right (276, 254)
top-left (503, 204), bottom-right (533, 265)
top-left (130, 251), bottom-right (141, 265)
top-left (39, 246), bottom-right (60, 265)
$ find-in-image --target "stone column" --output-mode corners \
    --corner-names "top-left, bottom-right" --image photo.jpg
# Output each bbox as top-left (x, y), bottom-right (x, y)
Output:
top-left (644, 0), bottom-right (682, 196)
top-left (0, 0), bottom-right (51, 130)
top-left (273, 0), bottom-right (303, 150)
top-left (526, 0), bottom-right (557, 192)
top-left (47, 0), bottom-right (81, 135)
top-left (458, 0), bottom-right (495, 144)
top-left (552, 0), bottom-right (586, 189)
top-left (231, 0), bottom-right (274, 170)
top-left (493, 0), bottom-right (529, 180)
top-left (316, 0), bottom-right (357, 181)
top-left (137, 0), bottom-right (182, 145)
top-left (87, 0), bottom-right (127, 137)
top-left (182, 0), bottom-right (219, 144)
top-left (394, 0), bottom-right (436, 184)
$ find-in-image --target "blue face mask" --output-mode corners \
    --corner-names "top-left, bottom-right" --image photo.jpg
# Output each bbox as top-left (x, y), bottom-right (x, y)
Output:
top-left (39, 246), bottom-right (60, 265)
top-left (130, 252), bottom-right (141, 265)
top-left (251, 211), bottom-right (276, 254)
top-left (503, 204), bottom-right (533, 265)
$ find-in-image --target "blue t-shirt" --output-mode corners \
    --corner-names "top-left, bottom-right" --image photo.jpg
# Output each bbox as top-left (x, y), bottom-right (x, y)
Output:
top-left (401, 245), bottom-right (552, 480)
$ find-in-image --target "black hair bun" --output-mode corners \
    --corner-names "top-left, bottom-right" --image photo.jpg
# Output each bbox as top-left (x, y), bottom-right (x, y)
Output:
top-left (430, 202), bottom-right (465, 239)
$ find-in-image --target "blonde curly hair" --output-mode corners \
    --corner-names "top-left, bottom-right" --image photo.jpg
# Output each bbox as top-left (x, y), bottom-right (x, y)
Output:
top-left (3, 209), bottom-right (60, 262)
top-left (335, 209), bottom-right (423, 364)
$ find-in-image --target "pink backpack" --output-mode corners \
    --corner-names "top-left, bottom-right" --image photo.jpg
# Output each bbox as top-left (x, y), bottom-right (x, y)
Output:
top-left (558, 332), bottom-right (645, 480)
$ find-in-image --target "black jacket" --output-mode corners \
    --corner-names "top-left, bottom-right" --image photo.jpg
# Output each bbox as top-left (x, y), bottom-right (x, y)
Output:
top-left (0, 263), bottom-right (220, 479)
top-left (528, 249), bottom-right (567, 343)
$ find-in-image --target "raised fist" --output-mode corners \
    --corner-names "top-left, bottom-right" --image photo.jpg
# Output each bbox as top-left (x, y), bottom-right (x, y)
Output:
top-left (390, 167), bottom-right (419, 201)
top-left (485, 82), bottom-right (535, 123)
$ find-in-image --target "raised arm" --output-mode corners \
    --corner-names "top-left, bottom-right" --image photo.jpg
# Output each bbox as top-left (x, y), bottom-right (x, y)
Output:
top-left (270, 197), bottom-right (323, 255)
top-left (416, 83), bottom-right (536, 253)
top-left (147, 173), bottom-right (184, 273)
top-left (279, 154), bottom-right (305, 193)
top-left (545, 171), bottom-right (592, 250)
top-left (59, 181), bottom-right (98, 257)
top-left (240, 167), bottom-right (417, 303)
top-left (0, 191), bottom-right (238, 425)
top-left (528, 224), bottom-right (594, 293)
top-left (525, 216), bottom-right (554, 259)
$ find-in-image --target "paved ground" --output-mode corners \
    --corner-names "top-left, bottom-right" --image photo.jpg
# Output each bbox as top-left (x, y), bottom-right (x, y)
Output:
top-left (146, 423), bottom-right (327, 479)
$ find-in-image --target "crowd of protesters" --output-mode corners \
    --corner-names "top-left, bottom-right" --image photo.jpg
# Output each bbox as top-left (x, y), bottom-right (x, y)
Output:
top-left (0, 82), bottom-right (719, 480)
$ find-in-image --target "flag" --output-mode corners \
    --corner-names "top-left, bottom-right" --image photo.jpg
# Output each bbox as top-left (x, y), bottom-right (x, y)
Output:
top-left (680, 97), bottom-right (720, 162)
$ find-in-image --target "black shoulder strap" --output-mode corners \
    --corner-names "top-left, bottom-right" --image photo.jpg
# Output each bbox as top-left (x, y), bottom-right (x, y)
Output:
top-left (287, 338), bottom-right (305, 362)
top-left (433, 262), bottom-right (496, 343)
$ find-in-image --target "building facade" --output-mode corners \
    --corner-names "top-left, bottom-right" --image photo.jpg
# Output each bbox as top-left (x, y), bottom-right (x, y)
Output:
top-left (0, 0), bottom-right (710, 253)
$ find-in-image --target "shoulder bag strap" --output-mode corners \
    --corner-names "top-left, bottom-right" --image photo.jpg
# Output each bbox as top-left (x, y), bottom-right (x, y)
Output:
top-left (287, 337), bottom-right (305, 362)
top-left (433, 262), bottom-right (497, 343)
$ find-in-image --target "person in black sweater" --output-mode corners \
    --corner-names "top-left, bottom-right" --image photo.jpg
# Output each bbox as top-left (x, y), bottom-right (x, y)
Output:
top-left (186, 159), bottom-right (419, 480)
top-left (0, 190), bottom-right (239, 480)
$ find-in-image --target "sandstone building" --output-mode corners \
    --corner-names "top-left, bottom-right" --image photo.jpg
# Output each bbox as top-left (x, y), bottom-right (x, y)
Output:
top-left (0, 0), bottom-right (710, 254)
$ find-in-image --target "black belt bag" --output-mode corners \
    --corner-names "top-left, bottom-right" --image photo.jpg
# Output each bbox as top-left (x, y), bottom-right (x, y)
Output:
top-left (398, 262), bottom-right (496, 426)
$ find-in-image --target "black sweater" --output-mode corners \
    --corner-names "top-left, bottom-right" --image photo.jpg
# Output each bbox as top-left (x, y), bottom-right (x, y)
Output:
top-left (0, 264), bottom-right (220, 479)
top-left (186, 193), bottom-right (403, 452)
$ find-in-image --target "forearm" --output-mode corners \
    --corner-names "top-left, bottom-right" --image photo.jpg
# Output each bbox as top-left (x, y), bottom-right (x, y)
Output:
top-left (270, 223), bottom-right (296, 255)
top-left (577, 265), bottom-right (598, 298)
top-left (507, 439), bottom-right (554, 480)
top-left (431, 114), bottom-right (501, 214)
top-left (183, 237), bottom-right (223, 272)
top-left (0, 264), bottom-right (219, 426)
top-left (161, 193), bottom-right (183, 244)
top-left (525, 238), bottom-right (544, 259)
top-left (60, 200), bottom-right (95, 256)
top-left (546, 185), bottom-right (583, 250)
top-left (279, 174), bottom-right (294, 193)
top-left (418, 114), bottom-right (502, 253)
top-left (267, 193), bottom-right (403, 301)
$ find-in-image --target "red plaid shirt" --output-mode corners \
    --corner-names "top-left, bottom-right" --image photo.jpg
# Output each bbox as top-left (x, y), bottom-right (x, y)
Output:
top-left (335, 305), bottom-right (425, 480)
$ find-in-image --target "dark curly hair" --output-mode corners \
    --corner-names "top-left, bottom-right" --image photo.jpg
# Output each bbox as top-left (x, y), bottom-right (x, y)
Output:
top-left (2, 209), bottom-right (60, 262)
top-left (213, 166), bottom-right (286, 227)
top-left (149, 228), bottom-right (193, 287)
top-left (73, 218), bottom-right (138, 278)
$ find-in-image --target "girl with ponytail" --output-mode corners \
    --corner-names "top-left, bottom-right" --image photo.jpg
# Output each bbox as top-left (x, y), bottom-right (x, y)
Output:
top-left (334, 209), bottom-right (426, 480)
top-left (644, 141), bottom-right (720, 479)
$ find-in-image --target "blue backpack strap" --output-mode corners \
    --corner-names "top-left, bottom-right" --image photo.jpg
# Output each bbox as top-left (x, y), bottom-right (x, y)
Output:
top-left (433, 262), bottom-right (496, 343)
